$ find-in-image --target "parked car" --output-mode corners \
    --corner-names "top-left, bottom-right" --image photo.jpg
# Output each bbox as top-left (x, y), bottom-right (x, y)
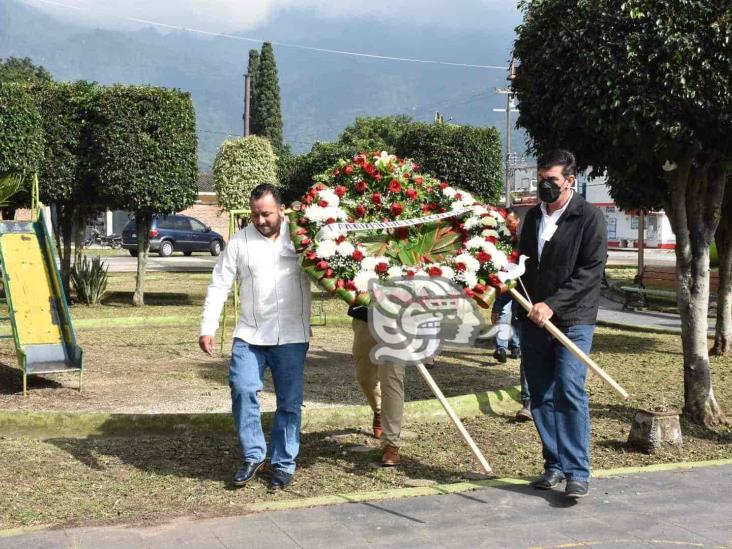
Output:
top-left (122, 214), bottom-right (225, 257)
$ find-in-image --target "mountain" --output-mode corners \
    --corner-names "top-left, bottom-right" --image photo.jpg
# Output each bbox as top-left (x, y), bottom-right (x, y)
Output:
top-left (0, 0), bottom-right (526, 170)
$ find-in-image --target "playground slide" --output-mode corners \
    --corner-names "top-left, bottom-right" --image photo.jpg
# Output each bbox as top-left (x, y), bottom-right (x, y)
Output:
top-left (0, 211), bottom-right (82, 394)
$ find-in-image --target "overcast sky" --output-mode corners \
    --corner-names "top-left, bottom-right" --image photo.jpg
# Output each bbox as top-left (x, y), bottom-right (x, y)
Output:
top-left (20, 0), bottom-right (522, 34)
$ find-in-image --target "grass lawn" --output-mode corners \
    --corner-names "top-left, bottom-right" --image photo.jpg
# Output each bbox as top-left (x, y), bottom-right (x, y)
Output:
top-left (0, 271), bottom-right (731, 529)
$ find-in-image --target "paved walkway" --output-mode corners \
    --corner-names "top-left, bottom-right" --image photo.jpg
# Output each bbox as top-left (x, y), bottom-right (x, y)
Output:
top-left (597, 297), bottom-right (714, 335)
top-left (3, 464), bottom-right (731, 548)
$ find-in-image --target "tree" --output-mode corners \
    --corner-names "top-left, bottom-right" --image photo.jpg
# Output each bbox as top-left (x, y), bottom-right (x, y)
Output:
top-left (247, 49), bottom-right (259, 133)
top-left (396, 122), bottom-right (504, 202)
top-left (88, 85), bottom-right (198, 306)
top-left (513, 0), bottom-right (732, 425)
top-left (31, 81), bottom-right (99, 295)
top-left (0, 83), bottom-right (44, 218)
top-left (0, 57), bottom-right (52, 84)
top-left (339, 115), bottom-right (413, 151)
top-left (712, 178), bottom-right (732, 356)
top-left (251, 42), bottom-right (284, 152)
top-left (213, 135), bottom-right (278, 211)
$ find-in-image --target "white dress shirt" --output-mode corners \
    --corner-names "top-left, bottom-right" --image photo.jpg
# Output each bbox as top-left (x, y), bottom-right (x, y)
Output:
top-left (200, 222), bottom-right (311, 345)
top-left (538, 191), bottom-right (573, 260)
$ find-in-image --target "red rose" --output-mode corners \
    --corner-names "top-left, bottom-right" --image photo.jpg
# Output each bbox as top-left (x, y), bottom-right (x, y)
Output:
top-left (388, 179), bottom-right (402, 194)
top-left (352, 249), bottom-right (364, 261)
top-left (390, 202), bottom-right (404, 216)
top-left (318, 199), bottom-right (329, 207)
top-left (412, 162), bottom-right (420, 171)
top-left (454, 262), bottom-right (466, 272)
top-left (364, 164), bottom-right (376, 176)
top-left (487, 235), bottom-right (498, 244)
top-left (406, 188), bottom-right (418, 200)
top-left (428, 266), bottom-right (442, 277)
top-left (375, 262), bottom-right (389, 274)
top-left (454, 192), bottom-right (463, 200)
top-left (300, 238), bottom-right (311, 246)
top-left (406, 270), bottom-right (416, 279)
top-left (414, 177), bottom-right (424, 185)
top-left (474, 283), bottom-right (487, 294)
top-left (295, 228), bottom-right (307, 235)
top-left (439, 182), bottom-right (449, 189)
top-left (395, 227), bottom-right (409, 239)
top-left (509, 250), bottom-right (520, 263)
top-left (403, 172), bottom-right (411, 179)
top-left (336, 279), bottom-right (345, 289)
top-left (345, 280), bottom-right (357, 291)
top-left (305, 250), bottom-right (317, 261)
top-left (476, 251), bottom-right (492, 263)
top-left (325, 268), bottom-right (334, 278)
top-left (464, 287), bottom-right (475, 298)
top-left (355, 204), bottom-right (366, 218)
top-left (371, 192), bottom-right (382, 206)
top-left (333, 169), bottom-right (340, 177)
top-left (335, 185), bottom-right (347, 197)
top-left (488, 274), bottom-right (502, 287)
top-left (316, 260), bottom-right (329, 271)
top-left (373, 173), bottom-right (382, 181)
top-left (354, 180), bottom-right (367, 193)
top-left (344, 165), bottom-right (354, 176)
top-left (428, 202), bottom-right (439, 211)
top-left (420, 203), bottom-right (430, 213)
top-left (335, 235), bottom-right (346, 244)
top-left (303, 195), bottom-right (313, 205)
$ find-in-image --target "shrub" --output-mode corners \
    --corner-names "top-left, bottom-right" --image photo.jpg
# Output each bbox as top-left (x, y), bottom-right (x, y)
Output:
top-left (71, 255), bottom-right (108, 305)
top-left (213, 135), bottom-right (278, 211)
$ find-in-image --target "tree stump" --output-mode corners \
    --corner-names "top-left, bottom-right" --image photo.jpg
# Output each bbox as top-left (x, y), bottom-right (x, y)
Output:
top-left (628, 408), bottom-right (683, 453)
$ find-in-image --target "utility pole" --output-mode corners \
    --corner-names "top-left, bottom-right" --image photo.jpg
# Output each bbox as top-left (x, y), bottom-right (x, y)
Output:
top-left (243, 72), bottom-right (251, 137)
top-left (494, 57), bottom-right (517, 207)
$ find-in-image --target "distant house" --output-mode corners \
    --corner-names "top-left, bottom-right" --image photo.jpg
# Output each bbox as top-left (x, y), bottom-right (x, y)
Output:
top-left (506, 161), bottom-right (675, 250)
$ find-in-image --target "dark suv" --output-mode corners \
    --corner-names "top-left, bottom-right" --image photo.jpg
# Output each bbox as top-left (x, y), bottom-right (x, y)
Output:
top-left (122, 214), bottom-right (225, 257)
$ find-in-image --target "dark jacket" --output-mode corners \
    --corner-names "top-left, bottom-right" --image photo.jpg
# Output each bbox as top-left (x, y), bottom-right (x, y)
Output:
top-left (514, 193), bottom-right (607, 327)
top-left (347, 304), bottom-right (368, 322)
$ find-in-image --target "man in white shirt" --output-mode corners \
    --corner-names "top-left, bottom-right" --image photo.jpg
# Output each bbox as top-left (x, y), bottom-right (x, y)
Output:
top-left (199, 183), bottom-right (311, 490)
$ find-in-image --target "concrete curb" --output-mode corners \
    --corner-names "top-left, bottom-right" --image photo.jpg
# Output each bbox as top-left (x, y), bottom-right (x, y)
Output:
top-left (0, 387), bottom-right (522, 439)
top-left (2, 457), bottom-right (730, 538)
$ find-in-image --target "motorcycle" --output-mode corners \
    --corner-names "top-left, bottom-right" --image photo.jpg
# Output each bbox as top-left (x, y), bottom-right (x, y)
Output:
top-left (84, 228), bottom-right (123, 249)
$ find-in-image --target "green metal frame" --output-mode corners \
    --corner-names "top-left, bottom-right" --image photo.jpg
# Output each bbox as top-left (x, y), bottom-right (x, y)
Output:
top-left (0, 188), bottom-right (83, 395)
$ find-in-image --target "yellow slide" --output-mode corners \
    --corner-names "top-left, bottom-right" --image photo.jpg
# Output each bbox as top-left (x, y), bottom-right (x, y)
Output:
top-left (0, 212), bottom-right (83, 395)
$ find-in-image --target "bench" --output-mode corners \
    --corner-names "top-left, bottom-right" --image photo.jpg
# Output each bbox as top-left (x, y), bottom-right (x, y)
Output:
top-left (621, 265), bottom-right (719, 310)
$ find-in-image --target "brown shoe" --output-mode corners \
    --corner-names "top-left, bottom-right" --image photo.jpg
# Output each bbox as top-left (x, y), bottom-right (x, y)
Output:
top-left (381, 445), bottom-right (400, 466)
top-left (515, 402), bottom-right (533, 422)
top-left (372, 412), bottom-right (383, 439)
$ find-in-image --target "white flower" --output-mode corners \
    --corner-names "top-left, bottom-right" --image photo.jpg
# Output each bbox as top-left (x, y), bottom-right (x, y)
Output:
top-left (360, 256), bottom-right (389, 271)
top-left (481, 229), bottom-right (500, 240)
top-left (315, 240), bottom-right (337, 258)
top-left (454, 253), bottom-right (480, 273)
top-left (303, 205), bottom-right (327, 223)
top-left (375, 151), bottom-right (394, 170)
top-left (440, 266), bottom-right (455, 280)
top-left (387, 266), bottom-right (404, 279)
top-left (442, 186), bottom-right (457, 198)
top-left (481, 216), bottom-right (498, 228)
top-left (320, 229), bottom-right (344, 241)
top-left (463, 272), bottom-right (478, 289)
top-left (491, 249), bottom-right (509, 269)
top-left (462, 216), bottom-right (482, 230)
top-left (489, 210), bottom-right (504, 220)
top-left (354, 270), bottom-right (378, 292)
top-left (336, 241), bottom-right (355, 256)
top-left (466, 237), bottom-right (487, 250)
top-left (317, 189), bottom-right (340, 208)
top-left (471, 205), bottom-right (489, 217)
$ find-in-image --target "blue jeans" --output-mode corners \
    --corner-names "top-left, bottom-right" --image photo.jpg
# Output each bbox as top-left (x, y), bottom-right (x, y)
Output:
top-left (496, 299), bottom-right (521, 352)
top-left (229, 338), bottom-right (308, 474)
top-left (519, 321), bottom-right (594, 482)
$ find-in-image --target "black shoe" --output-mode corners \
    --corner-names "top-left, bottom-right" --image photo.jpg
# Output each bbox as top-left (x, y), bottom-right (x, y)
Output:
top-left (565, 479), bottom-right (589, 499)
top-left (493, 348), bottom-right (507, 363)
top-left (529, 469), bottom-right (566, 489)
top-left (269, 468), bottom-right (293, 490)
top-left (233, 460), bottom-right (265, 487)
top-left (510, 347), bottom-right (522, 359)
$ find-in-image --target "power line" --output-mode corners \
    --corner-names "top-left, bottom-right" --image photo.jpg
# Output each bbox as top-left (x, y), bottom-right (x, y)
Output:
top-left (25, 0), bottom-right (508, 71)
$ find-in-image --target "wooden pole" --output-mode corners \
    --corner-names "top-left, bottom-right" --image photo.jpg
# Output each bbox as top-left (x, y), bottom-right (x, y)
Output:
top-left (415, 362), bottom-right (493, 474)
top-left (243, 73), bottom-right (251, 137)
top-left (509, 288), bottom-right (630, 400)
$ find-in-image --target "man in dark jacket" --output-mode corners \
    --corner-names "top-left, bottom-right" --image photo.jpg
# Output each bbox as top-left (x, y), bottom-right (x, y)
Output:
top-left (515, 149), bottom-right (607, 499)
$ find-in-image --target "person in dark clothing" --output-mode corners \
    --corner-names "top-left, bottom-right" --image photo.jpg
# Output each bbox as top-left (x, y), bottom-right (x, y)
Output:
top-left (514, 149), bottom-right (607, 499)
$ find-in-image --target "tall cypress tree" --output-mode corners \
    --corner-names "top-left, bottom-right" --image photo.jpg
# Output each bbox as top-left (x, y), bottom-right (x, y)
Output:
top-left (251, 42), bottom-right (283, 152)
top-left (246, 49), bottom-right (259, 135)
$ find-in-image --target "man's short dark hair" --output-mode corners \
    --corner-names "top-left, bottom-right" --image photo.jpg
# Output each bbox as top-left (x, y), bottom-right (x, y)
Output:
top-left (250, 183), bottom-right (283, 205)
top-left (538, 149), bottom-right (577, 178)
